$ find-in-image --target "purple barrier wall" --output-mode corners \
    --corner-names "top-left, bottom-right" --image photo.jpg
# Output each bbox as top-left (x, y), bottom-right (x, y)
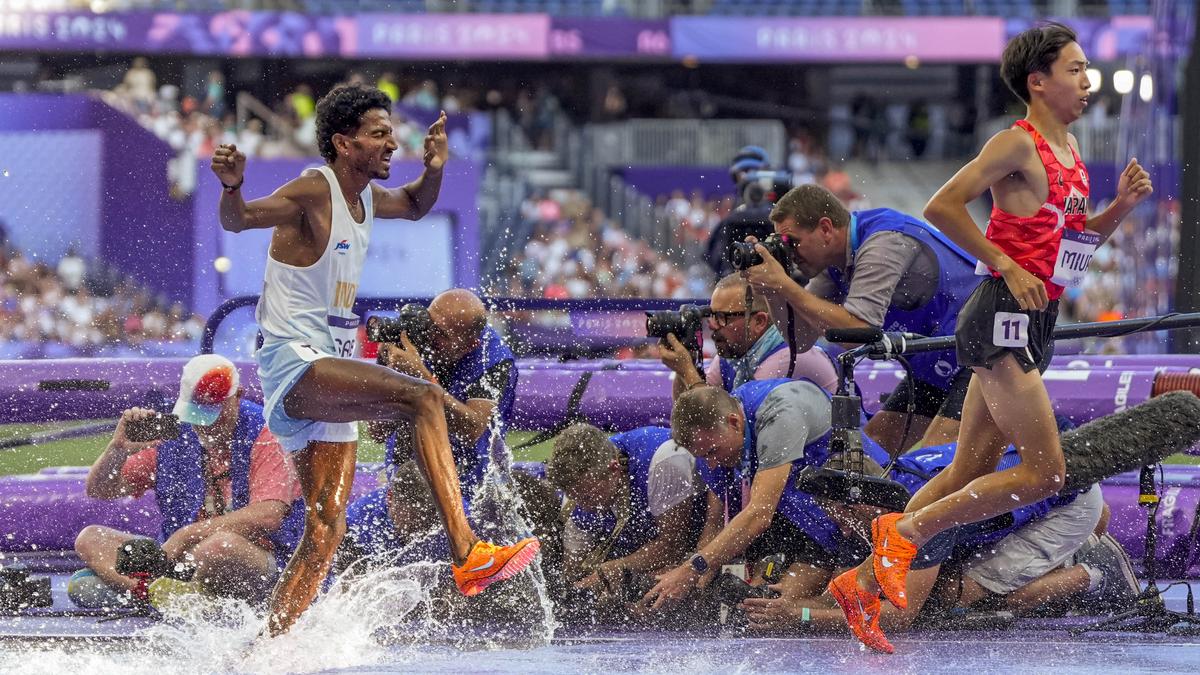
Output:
top-left (1102, 466), bottom-right (1200, 578)
top-left (0, 94), bottom-right (193, 304)
top-left (0, 465), bottom-right (382, 553)
top-left (4, 354), bottom-right (1198, 429)
top-left (0, 358), bottom-right (262, 425)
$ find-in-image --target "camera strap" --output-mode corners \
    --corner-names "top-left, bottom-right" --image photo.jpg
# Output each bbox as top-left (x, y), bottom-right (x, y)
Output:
top-left (512, 364), bottom-right (619, 450)
top-left (784, 304), bottom-right (798, 379)
top-left (743, 285), bottom-right (797, 379)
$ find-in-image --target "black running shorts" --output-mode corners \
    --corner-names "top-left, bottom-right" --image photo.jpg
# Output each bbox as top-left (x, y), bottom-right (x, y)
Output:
top-left (955, 276), bottom-right (1058, 374)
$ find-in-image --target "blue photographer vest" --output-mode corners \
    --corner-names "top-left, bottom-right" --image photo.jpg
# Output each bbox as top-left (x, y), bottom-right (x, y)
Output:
top-left (717, 341), bottom-right (789, 393)
top-left (385, 326), bottom-right (517, 498)
top-left (569, 426), bottom-right (701, 559)
top-left (891, 442), bottom-right (1079, 548)
top-left (826, 208), bottom-right (980, 390)
top-left (154, 399), bottom-right (304, 559)
top-left (697, 379), bottom-right (891, 551)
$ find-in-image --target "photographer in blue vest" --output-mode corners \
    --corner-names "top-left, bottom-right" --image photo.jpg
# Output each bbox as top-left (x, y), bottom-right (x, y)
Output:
top-left (641, 379), bottom-right (892, 610)
top-left (546, 424), bottom-right (702, 598)
top-left (740, 184), bottom-right (981, 456)
top-left (73, 354), bottom-right (305, 607)
top-left (660, 274), bottom-right (839, 398)
top-left (740, 444), bottom-right (1133, 638)
top-left (345, 289), bottom-right (517, 557)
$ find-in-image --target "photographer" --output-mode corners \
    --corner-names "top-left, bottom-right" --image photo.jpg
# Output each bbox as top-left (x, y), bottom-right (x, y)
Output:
top-left (641, 380), bottom-right (890, 610)
top-left (73, 354), bottom-right (304, 606)
top-left (742, 184), bottom-right (981, 455)
top-left (546, 424), bottom-right (701, 599)
top-left (660, 274), bottom-right (838, 398)
top-left (742, 448), bottom-right (1131, 644)
top-left (704, 147), bottom-right (781, 277)
top-left (346, 288), bottom-right (517, 554)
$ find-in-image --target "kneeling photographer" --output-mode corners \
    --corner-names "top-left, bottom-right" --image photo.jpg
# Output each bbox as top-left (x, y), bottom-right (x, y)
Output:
top-left (740, 184), bottom-right (981, 456)
top-left (72, 354), bottom-right (304, 608)
top-left (658, 273), bottom-right (838, 399)
top-left (346, 289), bottom-right (517, 557)
top-left (641, 380), bottom-right (888, 613)
top-left (546, 424), bottom-right (702, 622)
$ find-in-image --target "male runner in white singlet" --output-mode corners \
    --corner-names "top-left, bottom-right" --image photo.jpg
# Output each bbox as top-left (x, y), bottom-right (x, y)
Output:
top-left (211, 85), bottom-right (539, 636)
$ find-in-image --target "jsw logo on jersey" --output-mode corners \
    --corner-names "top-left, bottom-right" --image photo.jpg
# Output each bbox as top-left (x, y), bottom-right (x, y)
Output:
top-left (335, 239), bottom-right (351, 254)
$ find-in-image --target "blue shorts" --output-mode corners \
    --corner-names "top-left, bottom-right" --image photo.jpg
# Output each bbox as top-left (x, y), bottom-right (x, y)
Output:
top-left (257, 338), bottom-right (358, 452)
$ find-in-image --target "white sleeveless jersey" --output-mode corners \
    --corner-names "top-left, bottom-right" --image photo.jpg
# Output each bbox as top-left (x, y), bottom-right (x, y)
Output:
top-left (255, 165), bottom-right (373, 358)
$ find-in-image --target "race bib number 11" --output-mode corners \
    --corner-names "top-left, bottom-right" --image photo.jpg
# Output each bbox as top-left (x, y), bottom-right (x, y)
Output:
top-left (993, 312), bottom-right (1030, 348)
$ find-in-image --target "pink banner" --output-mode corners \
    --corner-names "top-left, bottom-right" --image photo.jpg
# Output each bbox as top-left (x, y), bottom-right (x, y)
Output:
top-left (672, 17), bottom-right (1005, 63)
top-left (356, 13), bottom-right (549, 59)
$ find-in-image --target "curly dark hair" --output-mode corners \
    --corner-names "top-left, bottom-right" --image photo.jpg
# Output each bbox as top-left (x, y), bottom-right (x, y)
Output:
top-left (1001, 22), bottom-right (1078, 104)
top-left (315, 84), bottom-right (392, 164)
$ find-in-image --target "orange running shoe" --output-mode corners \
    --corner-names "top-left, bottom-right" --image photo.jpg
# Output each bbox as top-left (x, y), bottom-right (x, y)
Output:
top-left (452, 537), bottom-right (541, 597)
top-left (872, 513), bottom-right (917, 610)
top-left (827, 568), bottom-right (894, 654)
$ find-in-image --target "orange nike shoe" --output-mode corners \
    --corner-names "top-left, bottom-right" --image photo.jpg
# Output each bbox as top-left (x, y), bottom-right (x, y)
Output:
top-left (872, 513), bottom-right (918, 610)
top-left (452, 537), bottom-right (541, 597)
top-left (827, 568), bottom-right (894, 654)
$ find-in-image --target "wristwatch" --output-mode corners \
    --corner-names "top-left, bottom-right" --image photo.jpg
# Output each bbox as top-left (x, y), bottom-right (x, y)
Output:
top-left (688, 553), bottom-right (709, 575)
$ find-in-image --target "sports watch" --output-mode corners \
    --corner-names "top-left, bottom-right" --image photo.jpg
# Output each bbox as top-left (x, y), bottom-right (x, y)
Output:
top-left (688, 553), bottom-right (709, 575)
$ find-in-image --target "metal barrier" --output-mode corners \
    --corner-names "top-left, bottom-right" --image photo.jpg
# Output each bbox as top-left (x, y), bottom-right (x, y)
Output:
top-left (201, 296), bottom-right (707, 355)
top-left (583, 119), bottom-right (787, 169)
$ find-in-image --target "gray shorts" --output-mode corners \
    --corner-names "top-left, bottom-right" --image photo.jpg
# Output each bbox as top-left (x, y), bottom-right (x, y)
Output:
top-left (963, 484), bottom-right (1103, 595)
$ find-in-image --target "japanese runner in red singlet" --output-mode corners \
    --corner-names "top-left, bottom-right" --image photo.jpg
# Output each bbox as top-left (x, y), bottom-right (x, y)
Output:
top-left (828, 23), bottom-right (1154, 654)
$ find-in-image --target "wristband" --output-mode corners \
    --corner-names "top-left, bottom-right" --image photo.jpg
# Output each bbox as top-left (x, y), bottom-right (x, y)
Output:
top-left (221, 177), bottom-right (244, 193)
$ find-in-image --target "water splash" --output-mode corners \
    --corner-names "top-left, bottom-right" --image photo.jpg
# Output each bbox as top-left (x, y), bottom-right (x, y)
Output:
top-left (0, 560), bottom-right (440, 675)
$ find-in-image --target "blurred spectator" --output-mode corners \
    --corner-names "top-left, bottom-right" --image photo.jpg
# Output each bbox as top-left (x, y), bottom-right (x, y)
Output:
top-left (403, 80), bottom-right (439, 111)
top-left (502, 190), bottom-right (714, 301)
top-left (1, 245), bottom-right (203, 354)
top-left (289, 84), bottom-right (316, 122)
top-left (56, 246), bottom-right (86, 292)
top-left (376, 73), bottom-right (400, 105)
top-left (202, 70), bottom-right (227, 119)
top-left (122, 57), bottom-right (157, 112)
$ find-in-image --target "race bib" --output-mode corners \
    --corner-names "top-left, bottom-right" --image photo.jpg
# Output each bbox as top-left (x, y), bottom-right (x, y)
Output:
top-left (288, 341), bottom-right (331, 363)
top-left (327, 313), bottom-right (361, 359)
top-left (993, 312), bottom-right (1030, 348)
top-left (1050, 228), bottom-right (1100, 287)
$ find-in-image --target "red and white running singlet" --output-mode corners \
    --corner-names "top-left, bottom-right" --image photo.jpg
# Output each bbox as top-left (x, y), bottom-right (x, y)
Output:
top-left (979, 119), bottom-right (1092, 301)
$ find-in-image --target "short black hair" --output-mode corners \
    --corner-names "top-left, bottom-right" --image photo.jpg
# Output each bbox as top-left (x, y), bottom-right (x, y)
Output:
top-left (315, 84), bottom-right (392, 164)
top-left (1001, 22), bottom-right (1079, 104)
top-left (769, 183), bottom-right (850, 231)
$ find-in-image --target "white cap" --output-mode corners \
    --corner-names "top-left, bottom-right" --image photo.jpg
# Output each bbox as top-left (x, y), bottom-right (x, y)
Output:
top-left (172, 354), bottom-right (240, 427)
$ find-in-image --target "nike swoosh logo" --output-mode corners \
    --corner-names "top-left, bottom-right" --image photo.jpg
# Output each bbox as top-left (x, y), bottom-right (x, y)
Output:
top-left (466, 556), bottom-right (495, 573)
top-left (880, 556), bottom-right (895, 568)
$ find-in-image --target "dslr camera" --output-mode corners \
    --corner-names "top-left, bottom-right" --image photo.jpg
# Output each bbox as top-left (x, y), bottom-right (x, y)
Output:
top-left (645, 304), bottom-right (711, 341)
top-left (115, 538), bottom-right (194, 582)
top-left (729, 232), bottom-right (794, 273)
top-left (366, 303), bottom-right (435, 358)
top-left (0, 563), bottom-right (52, 611)
top-left (738, 169), bottom-right (796, 207)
